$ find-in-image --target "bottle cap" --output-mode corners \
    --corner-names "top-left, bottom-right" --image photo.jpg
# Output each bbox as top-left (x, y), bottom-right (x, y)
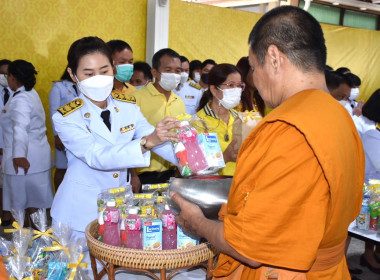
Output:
top-left (128, 207), bottom-right (139, 215)
top-left (164, 204), bottom-right (170, 211)
top-left (106, 199), bottom-right (116, 207)
top-left (180, 120), bottom-right (190, 126)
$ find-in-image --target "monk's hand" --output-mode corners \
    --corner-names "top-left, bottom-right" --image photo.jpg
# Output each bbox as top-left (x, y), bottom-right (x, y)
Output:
top-left (223, 138), bottom-right (238, 163)
top-left (170, 191), bottom-right (205, 238)
top-left (13, 157), bottom-right (30, 175)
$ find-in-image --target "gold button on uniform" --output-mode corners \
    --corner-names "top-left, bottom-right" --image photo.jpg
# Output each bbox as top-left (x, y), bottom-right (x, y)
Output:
top-left (113, 173), bottom-right (119, 178)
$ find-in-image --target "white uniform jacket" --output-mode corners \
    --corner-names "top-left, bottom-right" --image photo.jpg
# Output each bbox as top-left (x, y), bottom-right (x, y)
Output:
top-left (51, 93), bottom-right (176, 231)
top-left (0, 86), bottom-right (14, 150)
top-left (357, 116), bottom-right (380, 181)
top-left (0, 86), bottom-right (52, 175)
top-left (174, 81), bottom-right (202, 115)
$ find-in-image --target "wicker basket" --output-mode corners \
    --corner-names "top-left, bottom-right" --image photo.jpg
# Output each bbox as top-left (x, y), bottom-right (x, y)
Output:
top-left (85, 220), bottom-right (218, 270)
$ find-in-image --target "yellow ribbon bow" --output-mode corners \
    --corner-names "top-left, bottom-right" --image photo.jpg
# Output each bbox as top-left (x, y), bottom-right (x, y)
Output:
top-left (243, 110), bottom-right (262, 123)
top-left (4, 221), bottom-right (21, 233)
top-left (67, 254), bottom-right (88, 280)
top-left (32, 228), bottom-right (58, 241)
top-left (42, 241), bottom-right (70, 258)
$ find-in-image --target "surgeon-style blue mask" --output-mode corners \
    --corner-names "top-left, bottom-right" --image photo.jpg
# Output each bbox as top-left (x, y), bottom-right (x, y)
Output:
top-left (115, 64), bottom-right (134, 82)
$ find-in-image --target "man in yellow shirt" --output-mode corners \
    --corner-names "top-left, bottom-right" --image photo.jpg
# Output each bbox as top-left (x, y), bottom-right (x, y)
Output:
top-left (107, 40), bottom-right (136, 95)
top-left (133, 48), bottom-right (186, 186)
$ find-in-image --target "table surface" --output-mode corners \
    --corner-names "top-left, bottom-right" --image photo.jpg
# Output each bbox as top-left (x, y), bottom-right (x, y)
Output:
top-left (348, 221), bottom-right (380, 244)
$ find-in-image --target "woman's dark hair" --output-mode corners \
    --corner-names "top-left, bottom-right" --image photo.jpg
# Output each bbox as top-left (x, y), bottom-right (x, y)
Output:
top-left (134, 61), bottom-right (153, 80)
top-left (362, 89), bottom-right (380, 123)
top-left (197, 63), bottom-right (240, 112)
top-left (189, 60), bottom-right (201, 80)
top-left (60, 67), bottom-right (71, 81)
top-left (8, 60), bottom-right (37, 91)
top-left (236, 57), bottom-right (265, 116)
top-left (67, 36), bottom-right (113, 75)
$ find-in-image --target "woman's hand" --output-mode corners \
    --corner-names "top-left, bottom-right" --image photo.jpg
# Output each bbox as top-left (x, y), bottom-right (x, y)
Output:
top-left (145, 117), bottom-right (181, 149)
top-left (13, 157), bottom-right (30, 174)
top-left (223, 138), bottom-right (238, 163)
top-left (54, 135), bottom-right (65, 151)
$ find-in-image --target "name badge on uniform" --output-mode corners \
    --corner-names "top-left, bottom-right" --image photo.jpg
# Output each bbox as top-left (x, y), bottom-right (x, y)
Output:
top-left (185, 95), bottom-right (195, 99)
top-left (120, 124), bottom-right (135, 133)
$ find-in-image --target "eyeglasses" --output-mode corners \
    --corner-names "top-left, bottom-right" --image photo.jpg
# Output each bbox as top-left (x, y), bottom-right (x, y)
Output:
top-left (219, 82), bottom-right (245, 90)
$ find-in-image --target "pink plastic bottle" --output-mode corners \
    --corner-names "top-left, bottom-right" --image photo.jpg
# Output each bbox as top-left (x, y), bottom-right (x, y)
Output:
top-left (179, 121), bottom-right (207, 173)
top-left (125, 207), bottom-right (142, 249)
top-left (103, 200), bottom-right (121, 247)
top-left (162, 205), bottom-right (177, 250)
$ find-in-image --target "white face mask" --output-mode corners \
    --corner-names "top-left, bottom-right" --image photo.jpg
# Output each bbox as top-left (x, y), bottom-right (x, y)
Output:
top-left (0, 74), bottom-right (8, 88)
top-left (338, 99), bottom-right (347, 107)
top-left (349, 88), bottom-right (359, 101)
top-left (217, 87), bottom-right (242, 109)
top-left (193, 72), bottom-right (201, 83)
top-left (75, 74), bottom-right (114, 102)
top-left (159, 73), bottom-right (181, 91)
top-left (180, 72), bottom-right (189, 84)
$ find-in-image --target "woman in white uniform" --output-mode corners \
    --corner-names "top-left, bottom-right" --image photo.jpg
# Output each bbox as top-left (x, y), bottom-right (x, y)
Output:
top-left (0, 60), bottom-right (53, 216)
top-left (48, 70), bottom-right (78, 190)
top-left (51, 36), bottom-right (179, 234)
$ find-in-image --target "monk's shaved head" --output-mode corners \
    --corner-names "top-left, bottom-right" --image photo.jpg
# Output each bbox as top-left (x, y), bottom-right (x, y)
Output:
top-left (248, 6), bottom-right (326, 73)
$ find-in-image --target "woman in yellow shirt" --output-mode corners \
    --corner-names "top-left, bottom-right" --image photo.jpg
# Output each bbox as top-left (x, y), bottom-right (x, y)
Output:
top-left (196, 64), bottom-right (244, 176)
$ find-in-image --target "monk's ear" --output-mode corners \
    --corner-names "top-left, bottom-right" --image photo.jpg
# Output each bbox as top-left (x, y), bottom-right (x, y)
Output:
top-left (267, 45), bottom-right (281, 71)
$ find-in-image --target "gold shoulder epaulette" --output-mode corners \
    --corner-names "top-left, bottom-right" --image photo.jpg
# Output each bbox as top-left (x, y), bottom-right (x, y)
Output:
top-left (189, 82), bottom-right (201, 90)
top-left (57, 98), bottom-right (83, 117)
top-left (112, 92), bottom-right (136, 104)
top-left (376, 122), bottom-right (380, 131)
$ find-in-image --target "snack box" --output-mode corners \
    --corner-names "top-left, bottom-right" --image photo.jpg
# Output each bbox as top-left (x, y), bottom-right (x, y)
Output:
top-left (197, 133), bottom-right (225, 174)
top-left (177, 225), bottom-right (198, 249)
top-left (143, 219), bottom-right (162, 250)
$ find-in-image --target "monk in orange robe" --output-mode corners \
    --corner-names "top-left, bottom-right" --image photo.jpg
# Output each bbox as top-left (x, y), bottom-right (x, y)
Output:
top-left (171, 6), bottom-right (364, 280)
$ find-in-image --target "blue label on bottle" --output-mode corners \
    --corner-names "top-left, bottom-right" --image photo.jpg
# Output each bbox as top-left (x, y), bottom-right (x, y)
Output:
top-left (146, 225), bottom-right (161, 233)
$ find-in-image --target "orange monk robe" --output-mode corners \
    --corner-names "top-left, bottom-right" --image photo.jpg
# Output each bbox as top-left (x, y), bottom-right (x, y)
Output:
top-left (0, 256), bottom-right (8, 279)
top-left (213, 89), bottom-right (365, 280)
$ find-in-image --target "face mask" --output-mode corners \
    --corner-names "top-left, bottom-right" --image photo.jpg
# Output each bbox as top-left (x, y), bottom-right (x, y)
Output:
top-left (338, 99), bottom-right (347, 107)
top-left (180, 72), bottom-right (189, 84)
top-left (193, 72), bottom-right (201, 83)
top-left (135, 81), bottom-right (148, 90)
top-left (349, 88), bottom-right (359, 101)
top-left (201, 73), bottom-right (209, 84)
top-left (115, 64), bottom-right (133, 82)
top-left (217, 87), bottom-right (242, 109)
top-left (158, 73), bottom-right (181, 91)
top-left (75, 74), bottom-right (114, 102)
top-left (0, 74), bottom-right (8, 87)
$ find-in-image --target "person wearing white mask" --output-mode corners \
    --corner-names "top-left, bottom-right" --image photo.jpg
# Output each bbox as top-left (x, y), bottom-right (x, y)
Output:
top-left (189, 59), bottom-right (202, 84)
top-left (129, 61), bottom-right (152, 90)
top-left (325, 70), bottom-right (352, 108)
top-left (107, 40), bottom-right (136, 96)
top-left (174, 56), bottom-right (203, 115)
top-left (196, 64), bottom-right (242, 176)
top-left (133, 48), bottom-right (186, 186)
top-left (51, 37), bottom-right (180, 234)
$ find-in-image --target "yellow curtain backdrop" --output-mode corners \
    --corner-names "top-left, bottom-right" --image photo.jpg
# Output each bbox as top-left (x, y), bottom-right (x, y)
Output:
top-left (0, 0), bottom-right (147, 148)
top-left (169, 0), bottom-right (380, 103)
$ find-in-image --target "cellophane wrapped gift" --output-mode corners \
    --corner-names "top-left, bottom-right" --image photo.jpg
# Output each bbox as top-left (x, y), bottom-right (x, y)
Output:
top-left (44, 223), bottom-right (72, 280)
top-left (232, 110), bottom-right (262, 150)
top-left (28, 208), bottom-right (56, 279)
top-left (64, 238), bottom-right (90, 280)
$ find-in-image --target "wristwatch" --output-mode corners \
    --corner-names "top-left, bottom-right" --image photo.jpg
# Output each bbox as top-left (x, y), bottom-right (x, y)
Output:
top-left (140, 136), bottom-right (150, 150)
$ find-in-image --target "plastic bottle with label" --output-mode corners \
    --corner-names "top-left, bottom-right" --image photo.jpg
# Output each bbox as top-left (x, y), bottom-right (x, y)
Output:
top-left (125, 207), bottom-right (143, 249)
top-left (162, 205), bottom-right (177, 250)
top-left (103, 199), bottom-right (121, 246)
top-left (178, 121), bottom-right (207, 174)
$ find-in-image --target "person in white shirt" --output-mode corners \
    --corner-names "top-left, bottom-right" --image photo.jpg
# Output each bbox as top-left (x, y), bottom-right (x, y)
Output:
top-left (0, 60), bottom-right (54, 221)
